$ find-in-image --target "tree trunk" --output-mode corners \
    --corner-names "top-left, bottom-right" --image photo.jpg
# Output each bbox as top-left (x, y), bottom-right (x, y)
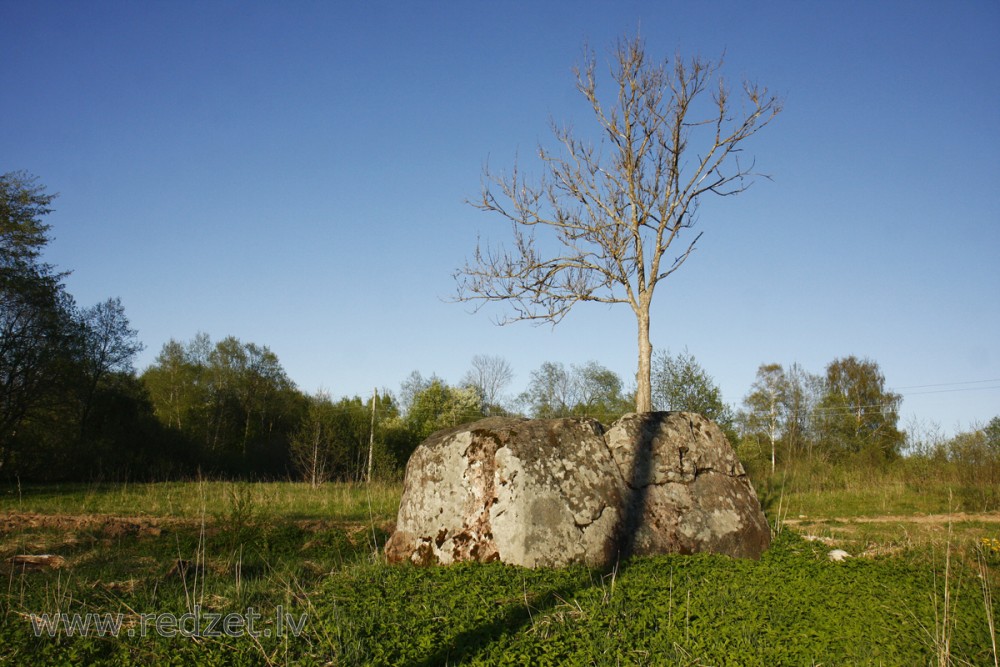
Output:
top-left (635, 308), bottom-right (653, 413)
top-left (310, 424), bottom-right (321, 488)
top-left (769, 399), bottom-right (778, 475)
top-left (366, 388), bottom-right (377, 483)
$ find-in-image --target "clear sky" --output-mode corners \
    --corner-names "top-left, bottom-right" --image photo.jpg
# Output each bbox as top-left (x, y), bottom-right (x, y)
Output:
top-left (3, 0), bottom-right (998, 436)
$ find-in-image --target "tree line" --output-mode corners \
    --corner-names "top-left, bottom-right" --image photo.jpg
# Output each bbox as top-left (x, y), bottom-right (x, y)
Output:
top-left (3, 172), bottom-right (996, 489)
top-left (2, 172), bottom-right (153, 479)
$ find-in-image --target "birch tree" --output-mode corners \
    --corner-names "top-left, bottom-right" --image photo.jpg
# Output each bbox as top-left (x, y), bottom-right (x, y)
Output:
top-left (742, 363), bottom-right (787, 474)
top-left (454, 36), bottom-right (780, 412)
top-left (817, 356), bottom-right (903, 460)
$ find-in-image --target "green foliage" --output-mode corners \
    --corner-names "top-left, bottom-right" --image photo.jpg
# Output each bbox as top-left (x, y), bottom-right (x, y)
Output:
top-left (0, 480), bottom-right (402, 520)
top-left (315, 533), bottom-right (994, 666)
top-left (651, 348), bottom-right (736, 445)
top-left (1, 171), bottom-right (74, 459)
top-left (739, 362), bottom-right (824, 472)
top-left (1, 173), bottom-right (163, 480)
top-left (291, 391), bottom-right (405, 484)
top-left (403, 372), bottom-right (483, 440)
top-left (942, 417), bottom-right (1000, 511)
top-left (741, 363), bottom-right (787, 473)
top-left (519, 360), bottom-right (631, 424)
top-left (751, 447), bottom-right (1000, 519)
top-left (651, 348), bottom-right (728, 418)
top-left (737, 358), bottom-right (911, 474)
top-left (0, 481), bottom-right (395, 666)
top-left (142, 334), bottom-right (307, 478)
top-left (815, 356), bottom-right (903, 462)
top-left (569, 360), bottom-right (632, 424)
top-left (1, 480), bottom-right (997, 665)
top-left (519, 361), bottom-right (576, 418)
top-left (0, 170), bottom-right (56, 266)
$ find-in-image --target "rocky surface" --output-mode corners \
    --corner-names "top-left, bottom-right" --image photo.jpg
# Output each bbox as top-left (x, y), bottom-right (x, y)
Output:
top-left (385, 412), bottom-right (770, 567)
top-left (607, 413), bottom-right (771, 560)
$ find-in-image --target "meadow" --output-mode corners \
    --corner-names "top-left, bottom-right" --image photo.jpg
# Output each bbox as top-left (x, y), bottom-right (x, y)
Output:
top-left (0, 475), bottom-right (997, 666)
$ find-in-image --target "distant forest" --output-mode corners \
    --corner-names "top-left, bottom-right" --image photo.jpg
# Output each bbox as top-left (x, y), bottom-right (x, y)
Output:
top-left (3, 172), bottom-right (998, 492)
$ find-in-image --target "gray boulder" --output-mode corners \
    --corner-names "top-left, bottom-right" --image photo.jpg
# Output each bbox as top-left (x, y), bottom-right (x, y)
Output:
top-left (607, 412), bottom-right (771, 560)
top-left (385, 412), bottom-right (770, 567)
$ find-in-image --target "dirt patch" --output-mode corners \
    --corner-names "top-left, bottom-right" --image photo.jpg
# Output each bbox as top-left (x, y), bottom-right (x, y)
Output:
top-left (786, 512), bottom-right (1000, 559)
top-left (0, 512), bottom-right (174, 538)
top-left (785, 512), bottom-right (1000, 526)
top-left (0, 511), bottom-right (393, 537)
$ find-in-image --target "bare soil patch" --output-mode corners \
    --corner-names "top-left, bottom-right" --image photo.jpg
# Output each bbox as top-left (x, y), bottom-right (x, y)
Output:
top-left (0, 511), bottom-right (390, 534)
top-left (785, 511), bottom-right (1000, 560)
top-left (785, 511), bottom-right (1000, 526)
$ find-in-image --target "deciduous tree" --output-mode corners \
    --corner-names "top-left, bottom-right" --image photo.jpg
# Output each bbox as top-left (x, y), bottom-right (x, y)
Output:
top-left (570, 360), bottom-right (631, 423)
top-left (519, 361), bottom-right (577, 418)
top-left (519, 360), bottom-right (631, 423)
top-left (142, 334), bottom-right (304, 476)
top-left (405, 377), bottom-right (482, 441)
top-left (783, 362), bottom-right (822, 459)
top-left (651, 348), bottom-right (729, 422)
top-left (815, 356), bottom-right (903, 461)
top-left (461, 354), bottom-right (514, 416)
top-left (0, 172), bottom-right (76, 459)
top-left (454, 36), bottom-right (780, 412)
top-left (742, 363), bottom-right (787, 474)
top-left (77, 297), bottom-right (144, 436)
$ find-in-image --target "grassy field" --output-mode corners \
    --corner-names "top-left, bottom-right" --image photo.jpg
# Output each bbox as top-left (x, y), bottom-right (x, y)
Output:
top-left (1, 477), bottom-right (997, 666)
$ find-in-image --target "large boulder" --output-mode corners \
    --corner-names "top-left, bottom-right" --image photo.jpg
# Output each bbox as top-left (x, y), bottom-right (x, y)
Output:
top-left (385, 412), bottom-right (770, 567)
top-left (606, 413), bottom-right (771, 560)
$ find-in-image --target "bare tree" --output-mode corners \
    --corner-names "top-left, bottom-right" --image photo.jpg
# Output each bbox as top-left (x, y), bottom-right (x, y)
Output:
top-left (461, 354), bottom-right (514, 415)
top-left (454, 36), bottom-right (781, 412)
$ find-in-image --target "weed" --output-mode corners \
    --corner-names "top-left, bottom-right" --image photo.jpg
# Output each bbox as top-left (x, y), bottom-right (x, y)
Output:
top-left (982, 537), bottom-right (1000, 559)
top-left (931, 514), bottom-right (955, 666)
top-left (1, 479), bottom-right (997, 665)
top-left (977, 541), bottom-right (999, 667)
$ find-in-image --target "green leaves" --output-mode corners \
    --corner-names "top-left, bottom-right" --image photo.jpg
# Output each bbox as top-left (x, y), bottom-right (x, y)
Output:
top-left (402, 372), bottom-right (484, 440)
top-left (0, 170), bottom-right (56, 268)
top-left (651, 347), bottom-right (729, 421)
top-left (518, 360), bottom-right (631, 423)
top-left (2, 482), bottom-right (996, 666)
top-left (314, 532), bottom-right (993, 666)
top-left (816, 356), bottom-right (904, 461)
top-left (141, 334), bottom-right (305, 476)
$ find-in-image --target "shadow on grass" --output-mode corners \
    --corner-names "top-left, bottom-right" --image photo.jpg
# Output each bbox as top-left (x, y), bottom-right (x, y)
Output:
top-left (409, 414), bottom-right (662, 665)
top-left (410, 579), bottom-right (583, 666)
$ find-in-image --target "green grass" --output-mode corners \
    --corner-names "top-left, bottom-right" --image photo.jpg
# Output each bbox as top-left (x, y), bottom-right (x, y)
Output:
top-left (0, 479), bottom-right (401, 521)
top-left (315, 535), bottom-right (998, 666)
top-left (1, 481), bottom-right (394, 665)
top-left (1, 478), bottom-right (997, 665)
top-left (751, 463), bottom-right (962, 520)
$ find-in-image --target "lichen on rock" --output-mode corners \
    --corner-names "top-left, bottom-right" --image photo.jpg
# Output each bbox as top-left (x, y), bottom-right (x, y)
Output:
top-left (384, 412), bottom-right (771, 567)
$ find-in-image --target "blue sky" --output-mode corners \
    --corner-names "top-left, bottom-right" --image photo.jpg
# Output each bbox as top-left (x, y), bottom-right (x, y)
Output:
top-left (3, 1), bottom-right (998, 435)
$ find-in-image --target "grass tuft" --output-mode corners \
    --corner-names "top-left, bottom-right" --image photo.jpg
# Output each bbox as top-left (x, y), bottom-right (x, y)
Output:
top-left (0, 477), bottom-right (997, 665)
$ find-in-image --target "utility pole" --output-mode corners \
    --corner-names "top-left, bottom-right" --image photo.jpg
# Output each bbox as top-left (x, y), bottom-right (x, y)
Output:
top-left (366, 387), bottom-right (377, 483)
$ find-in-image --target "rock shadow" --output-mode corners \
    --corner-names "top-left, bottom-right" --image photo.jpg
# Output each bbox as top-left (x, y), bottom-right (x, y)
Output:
top-left (411, 413), bottom-right (661, 664)
top-left (614, 412), bottom-right (657, 562)
top-left (409, 579), bottom-right (582, 667)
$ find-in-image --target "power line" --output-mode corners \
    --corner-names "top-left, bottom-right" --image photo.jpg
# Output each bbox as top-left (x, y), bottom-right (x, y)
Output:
top-left (810, 403), bottom-right (899, 416)
top-left (890, 378), bottom-right (1000, 390)
top-left (902, 384), bottom-right (1000, 396)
